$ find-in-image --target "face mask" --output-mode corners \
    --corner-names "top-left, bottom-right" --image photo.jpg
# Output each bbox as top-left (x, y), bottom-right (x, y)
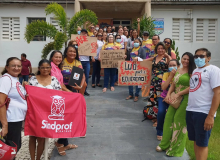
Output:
top-left (75, 45), bottom-right (78, 49)
top-left (77, 31), bottom-right (81, 35)
top-left (95, 27), bottom-right (99, 31)
top-left (134, 43), bottom-right (139, 48)
top-left (104, 28), bottom-right (107, 32)
top-left (194, 57), bottom-right (206, 68)
top-left (116, 39), bottom-right (121, 43)
top-left (168, 67), bottom-right (177, 72)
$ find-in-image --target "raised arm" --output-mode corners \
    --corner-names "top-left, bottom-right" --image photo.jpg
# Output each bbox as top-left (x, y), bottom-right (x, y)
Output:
top-left (137, 18), bottom-right (140, 37)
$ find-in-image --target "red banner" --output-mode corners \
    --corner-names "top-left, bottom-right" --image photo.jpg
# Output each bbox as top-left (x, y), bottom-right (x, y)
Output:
top-left (24, 85), bottom-right (87, 138)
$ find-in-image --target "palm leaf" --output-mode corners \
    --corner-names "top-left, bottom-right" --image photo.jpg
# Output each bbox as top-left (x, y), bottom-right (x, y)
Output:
top-left (67, 9), bottom-right (98, 38)
top-left (24, 20), bottom-right (57, 43)
top-left (45, 2), bottom-right (68, 31)
top-left (54, 32), bottom-right (67, 50)
top-left (41, 42), bottom-right (55, 59)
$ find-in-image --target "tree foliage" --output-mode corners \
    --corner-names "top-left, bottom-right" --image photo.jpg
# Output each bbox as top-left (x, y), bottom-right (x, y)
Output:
top-left (24, 3), bottom-right (98, 59)
top-left (132, 14), bottom-right (155, 38)
top-left (171, 40), bottom-right (180, 61)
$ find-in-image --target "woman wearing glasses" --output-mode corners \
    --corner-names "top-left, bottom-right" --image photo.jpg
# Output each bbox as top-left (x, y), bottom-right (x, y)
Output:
top-left (100, 34), bottom-right (122, 92)
top-left (92, 33), bottom-right (104, 88)
top-left (163, 38), bottom-right (176, 59)
top-left (27, 59), bottom-right (62, 159)
top-left (0, 57), bottom-right (27, 155)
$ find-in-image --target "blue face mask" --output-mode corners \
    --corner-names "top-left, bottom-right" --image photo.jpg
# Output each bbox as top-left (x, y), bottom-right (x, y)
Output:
top-left (77, 31), bottom-right (81, 35)
top-left (116, 39), bottom-right (121, 43)
top-left (168, 67), bottom-right (177, 72)
top-left (134, 43), bottom-right (139, 48)
top-left (194, 57), bottom-right (206, 68)
top-left (75, 45), bottom-right (78, 49)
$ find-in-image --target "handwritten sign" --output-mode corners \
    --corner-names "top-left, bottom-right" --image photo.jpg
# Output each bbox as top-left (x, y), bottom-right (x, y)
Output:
top-left (153, 18), bottom-right (164, 35)
top-left (118, 61), bottom-right (152, 86)
top-left (100, 50), bottom-right (125, 68)
top-left (71, 34), bottom-right (97, 56)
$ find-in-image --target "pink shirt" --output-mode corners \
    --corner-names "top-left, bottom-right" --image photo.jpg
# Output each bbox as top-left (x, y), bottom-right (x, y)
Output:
top-left (51, 62), bottom-right (63, 85)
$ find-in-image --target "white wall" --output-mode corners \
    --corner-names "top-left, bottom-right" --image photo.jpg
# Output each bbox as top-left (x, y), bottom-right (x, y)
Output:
top-left (0, 3), bottom-right (75, 68)
top-left (152, 5), bottom-right (220, 67)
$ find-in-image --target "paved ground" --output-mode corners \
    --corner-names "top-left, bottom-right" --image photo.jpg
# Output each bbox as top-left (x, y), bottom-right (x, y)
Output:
top-left (51, 78), bottom-right (189, 160)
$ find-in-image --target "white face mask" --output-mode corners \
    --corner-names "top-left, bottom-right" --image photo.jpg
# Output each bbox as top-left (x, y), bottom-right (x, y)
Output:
top-left (96, 27), bottom-right (99, 31)
top-left (104, 28), bottom-right (107, 32)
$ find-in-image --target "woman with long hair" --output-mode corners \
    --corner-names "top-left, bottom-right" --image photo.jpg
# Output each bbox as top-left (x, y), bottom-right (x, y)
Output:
top-left (27, 59), bottom-right (62, 159)
top-left (0, 57), bottom-right (27, 155)
top-left (163, 38), bottom-right (176, 59)
top-left (62, 46), bottom-right (85, 93)
top-left (156, 52), bottom-right (196, 157)
top-left (92, 32), bottom-right (104, 88)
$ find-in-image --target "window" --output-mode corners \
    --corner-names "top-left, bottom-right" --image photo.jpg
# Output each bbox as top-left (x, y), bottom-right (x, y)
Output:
top-left (28, 18), bottom-right (46, 41)
top-left (196, 19), bottom-right (217, 42)
top-left (1, 17), bottom-right (20, 41)
top-left (50, 17), bottom-right (70, 32)
top-left (172, 18), bottom-right (192, 42)
top-left (113, 20), bottom-right (131, 31)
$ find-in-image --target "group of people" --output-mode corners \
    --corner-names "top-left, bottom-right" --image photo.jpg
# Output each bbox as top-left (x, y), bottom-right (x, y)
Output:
top-left (0, 19), bottom-right (219, 160)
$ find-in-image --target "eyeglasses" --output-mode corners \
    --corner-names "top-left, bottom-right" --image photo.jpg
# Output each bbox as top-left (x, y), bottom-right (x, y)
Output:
top-left (164, 41), bottom-right (170, 45)
top-left (39, 67), bottom-right (51, 70)
top-left (9, 65), bottom-right (22, 69)
top-left (116, 38), bottom-right (121, 39)
top-left (90, 27), bottom-right (95, 29)
top-left (194, 55), bottom-right (206, 59)
top-left (97, 35), bottom-right (102, 37)
top-left (152, 39), bottom-right (158, 41)
top-left (143, 34), bottom-right (149, 37)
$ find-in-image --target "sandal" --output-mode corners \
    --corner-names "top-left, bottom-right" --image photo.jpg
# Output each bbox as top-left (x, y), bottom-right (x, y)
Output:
top-left (55, 142), bottom-right (66, 156)
top-left (114, 82), bottom-right (118, 86)
top-left (64, 144), bottom-right (78, 150)
top-left (126, 95), bottom-right (133, 100)
top-left (134, 96), bottom-right (138, 102)
top-left (103, 88), bottom-right (107, 93)
top-left (156, 146), bottom-right (162, 152)
top-left (153, 122), bottom-right (157, 127)
top-left (157, 136), bottom-right (162, 141)
top-left (92, 84), bottom-right (95, 88)
top-left (96, 84), bottom-right (102, 87)
top-left (151, 119), bottom-right (157, 123)
top-left (110, 87), bottom-right (115, 91)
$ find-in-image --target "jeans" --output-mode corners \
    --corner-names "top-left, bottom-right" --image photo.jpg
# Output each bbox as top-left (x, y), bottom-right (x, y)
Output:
top-left (128, 86), bottom-right (141, 97)
top-left (92, 60), bottom-right (101, 85)
top-left (115, 69), bottom-right (118, 83)
top-left (19, 75), bottom-right (29, 84)
top-left (104, 68), bottom-right (116, 88)
top-left (81, 61), bottom-right (90, 91)
top-left (156, 97), bottom-right (169, 136)
top-left (57, 138), bottom-right (69, 147)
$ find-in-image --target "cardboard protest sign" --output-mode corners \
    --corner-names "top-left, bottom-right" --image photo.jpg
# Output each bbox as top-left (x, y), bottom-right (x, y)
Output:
top-left (118, 61), bottom-right (152, 86)
top-left (100, 50), bottom-right (125, 68)
top-left (71, 34), bottom-right (97, 56)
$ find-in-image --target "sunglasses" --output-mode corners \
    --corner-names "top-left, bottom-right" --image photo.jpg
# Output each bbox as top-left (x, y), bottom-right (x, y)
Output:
top-left (97, 35), bottom-right (102, 37)
top-left (164, 41), bottom-right (170, 45)
top-left (194, 55), bottom-right (206, 59)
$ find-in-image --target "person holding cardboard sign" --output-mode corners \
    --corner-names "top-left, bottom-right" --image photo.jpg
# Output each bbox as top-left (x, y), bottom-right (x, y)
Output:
top-left (126, 38), bottom-right (146, 102)
top-left (101, 34), bottom-right (122, 92)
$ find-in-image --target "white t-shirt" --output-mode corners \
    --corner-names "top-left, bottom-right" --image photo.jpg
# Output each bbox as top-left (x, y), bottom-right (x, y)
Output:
top-left (0, 73), bottom-right (27, 122)
top-left (186, 65), bottom-right (220, 117)
top-left (95, 40), bottom-right (105, 60)
top-left (120, 35), bottom-right (128, 49)
top-left (79, 56), bottom-right (89, 61)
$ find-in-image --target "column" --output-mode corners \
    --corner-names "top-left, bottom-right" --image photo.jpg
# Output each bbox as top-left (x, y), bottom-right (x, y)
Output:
top-left (75, 0), bottom-right (80, 13)
top-left (145, 1), bottom-right (151, 17)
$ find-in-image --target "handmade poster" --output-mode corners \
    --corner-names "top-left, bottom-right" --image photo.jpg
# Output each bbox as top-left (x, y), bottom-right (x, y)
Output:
top-left (118, 61), bottom-right (152, 86)
top-left (71, 34), bottom-right (97, 56)
top-left (24, 85), bottom-right (87, 138)
top-left (153, 18), bottom-right (164, 35)
top-left (100, 50), bottom-right (125, 68)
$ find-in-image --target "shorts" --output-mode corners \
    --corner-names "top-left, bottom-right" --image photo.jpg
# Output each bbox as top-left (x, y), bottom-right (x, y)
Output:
top-left (186, 111), bottom-right (213, 147)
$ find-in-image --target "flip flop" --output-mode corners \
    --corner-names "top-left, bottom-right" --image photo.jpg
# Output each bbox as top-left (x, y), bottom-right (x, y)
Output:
top-left (64, 144), bottom-right (78, 150)
top-left (111, 87), bottom-right (115, 91)
top-left (126, 95), bottom-right (133, 100)
top-left (103, 88), bottom-right (107, 93)
top-left (55, 142), bottom-right (66, 156)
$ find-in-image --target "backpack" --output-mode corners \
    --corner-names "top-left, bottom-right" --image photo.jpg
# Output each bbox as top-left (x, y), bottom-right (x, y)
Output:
top-left (142, 106), bottom-right (154, 121)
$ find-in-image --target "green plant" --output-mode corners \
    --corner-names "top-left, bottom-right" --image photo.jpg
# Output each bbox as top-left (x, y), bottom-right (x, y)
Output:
top-left (24, 2), bottom-right (98, 59)
top-left (132, 14), bottom-right (155, 38)
top-left (171, 40), bottom-right (180, 61)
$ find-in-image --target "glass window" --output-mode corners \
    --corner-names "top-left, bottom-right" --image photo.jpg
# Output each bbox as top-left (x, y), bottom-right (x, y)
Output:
top-left (28, 18), bottom-right (46, 41)
top-left (122, 21), bottom-right (130, 25)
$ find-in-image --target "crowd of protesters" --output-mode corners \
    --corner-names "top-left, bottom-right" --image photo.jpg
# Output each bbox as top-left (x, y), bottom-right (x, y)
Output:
top-left (0, 18), bottom-right (220, 160)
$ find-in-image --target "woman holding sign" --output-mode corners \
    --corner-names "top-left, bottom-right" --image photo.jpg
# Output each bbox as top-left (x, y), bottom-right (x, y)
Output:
top-left (126, 38), bottom-right (146, 102)
top-left (101, 34), bottom-right (122, 92)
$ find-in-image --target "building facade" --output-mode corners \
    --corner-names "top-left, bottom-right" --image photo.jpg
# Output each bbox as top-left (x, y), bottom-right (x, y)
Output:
top-left (0, 0), bottom-right (220, 71)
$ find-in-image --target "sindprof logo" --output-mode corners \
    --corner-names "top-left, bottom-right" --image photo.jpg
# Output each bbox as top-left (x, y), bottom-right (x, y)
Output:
top-left (41, 95), bottom-right (72, 133)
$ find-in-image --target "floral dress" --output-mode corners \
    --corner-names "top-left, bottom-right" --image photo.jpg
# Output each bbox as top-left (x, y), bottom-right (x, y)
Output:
top-left (159, 72), bottom-right (190, 157)
top-left (146, 56), bottom-right (168, 119)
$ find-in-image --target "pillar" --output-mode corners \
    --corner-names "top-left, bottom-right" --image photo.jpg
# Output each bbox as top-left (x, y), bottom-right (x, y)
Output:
top-left (145, 1), bottom-right (151, 17)
top-left (75, 0), bottom-right (80, 14)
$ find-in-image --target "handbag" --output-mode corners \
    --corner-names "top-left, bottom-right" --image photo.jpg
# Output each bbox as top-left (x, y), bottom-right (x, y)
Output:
top-left (169, 92), bottom-right (183, 109)
top-left (0, 75), bottom-right (12, 110)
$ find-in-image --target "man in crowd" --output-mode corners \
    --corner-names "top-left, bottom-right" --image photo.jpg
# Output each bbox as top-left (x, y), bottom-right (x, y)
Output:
top-left (142, 34), bottom-right (160, 58)
top-left (19, 53), bottom-right (32, 84)
top-left (186, 48), bottom-right (220, 160)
